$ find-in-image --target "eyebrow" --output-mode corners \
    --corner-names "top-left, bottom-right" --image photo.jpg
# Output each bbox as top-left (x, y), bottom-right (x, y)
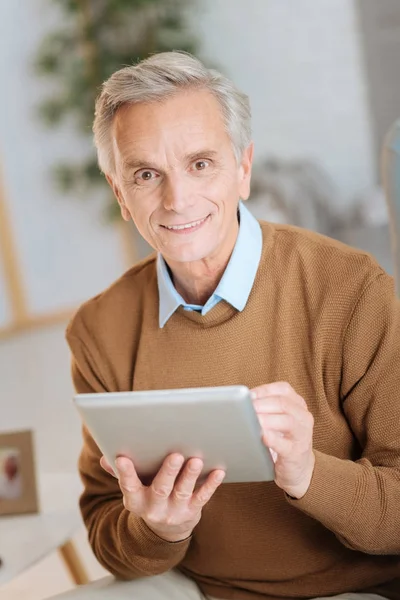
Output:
top-left (122, 149), bottom-right (219, 172)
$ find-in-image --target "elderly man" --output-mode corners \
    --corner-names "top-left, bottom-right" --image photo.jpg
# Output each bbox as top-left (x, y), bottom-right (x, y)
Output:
top-left (66, 52), bottom-right (400, 600)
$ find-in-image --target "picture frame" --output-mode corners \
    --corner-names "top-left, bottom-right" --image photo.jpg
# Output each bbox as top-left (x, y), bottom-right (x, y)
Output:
top-left (0, 430), bottom-right (39, 516)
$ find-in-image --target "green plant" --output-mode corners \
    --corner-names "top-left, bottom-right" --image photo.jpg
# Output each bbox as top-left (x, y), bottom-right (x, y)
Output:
top-left (35, 0), bottom-right (198, 219)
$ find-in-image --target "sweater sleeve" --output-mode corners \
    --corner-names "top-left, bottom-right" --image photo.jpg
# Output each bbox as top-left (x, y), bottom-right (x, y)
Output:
top-left (286, 270), bottom-right (400, 554)
top-left (66, 328), bottom-right (191, 580)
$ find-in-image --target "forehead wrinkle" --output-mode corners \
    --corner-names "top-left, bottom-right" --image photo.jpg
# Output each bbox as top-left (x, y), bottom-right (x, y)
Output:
top-left (118, 130), bottom-right (221, 174)
top-left (112, 90), bottom-right (229, 172)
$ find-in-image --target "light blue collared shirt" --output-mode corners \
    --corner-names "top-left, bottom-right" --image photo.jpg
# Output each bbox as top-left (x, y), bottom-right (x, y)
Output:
top-left (157, 201), bottom-right (262, 328)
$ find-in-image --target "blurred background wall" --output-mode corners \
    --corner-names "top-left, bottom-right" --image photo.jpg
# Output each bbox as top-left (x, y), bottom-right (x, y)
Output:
top-left (0, 2), bottom-right (398, 594)
top-left (0, 1), bottom-right (128, 473)
top-left (197, 0), bottom-right (375, 205)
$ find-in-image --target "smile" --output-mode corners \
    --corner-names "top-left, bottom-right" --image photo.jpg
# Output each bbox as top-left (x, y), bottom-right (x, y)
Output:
top-left (162, 215), bottom-right (209, 231)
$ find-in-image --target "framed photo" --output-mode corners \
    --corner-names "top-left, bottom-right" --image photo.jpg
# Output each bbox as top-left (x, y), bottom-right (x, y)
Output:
top-left (0, 430), bottom-right (39, 516)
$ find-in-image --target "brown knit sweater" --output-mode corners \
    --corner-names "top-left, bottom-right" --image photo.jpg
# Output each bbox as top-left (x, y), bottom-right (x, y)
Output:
top-left (66, 221), bottom-right (400, 600)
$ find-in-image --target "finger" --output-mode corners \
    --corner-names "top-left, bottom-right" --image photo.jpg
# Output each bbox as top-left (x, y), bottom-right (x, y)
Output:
top-left (172, 458), bottom-right (204, 502)
top-left (257, 408), bottom-right (313, 439)
top-left (251, 383), bottom-right (307, 408)
top-left (149, 453), bottom-right (185, 504)
top-left (262, 430), bottom-right (293, 458)
top-left (115, 456), bottom-right (144, 496)
top-left (251, 382), bottom-right (293, 398)
top-left (100, 455), bottom-right (118, 478)
top-left (191, 469), bottom-right (225, 508)
top-left (253, 396), bottom-right (309, 420)
top-left (257, 413), bottom-right (296, 436)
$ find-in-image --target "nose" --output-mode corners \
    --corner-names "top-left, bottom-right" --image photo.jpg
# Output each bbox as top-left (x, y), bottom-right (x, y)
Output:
top-left (162, 173), bottom-right (195, 213)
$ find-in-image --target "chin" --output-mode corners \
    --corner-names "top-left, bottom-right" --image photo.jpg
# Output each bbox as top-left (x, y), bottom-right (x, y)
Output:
top-left (166, 246), bottom-right (212, 264)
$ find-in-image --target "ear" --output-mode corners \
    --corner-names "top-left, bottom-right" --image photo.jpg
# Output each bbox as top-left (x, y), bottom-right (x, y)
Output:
top-left (238, 142), bottom-right (254, 201)
top-left (106, 174), bottom-right (131, 222)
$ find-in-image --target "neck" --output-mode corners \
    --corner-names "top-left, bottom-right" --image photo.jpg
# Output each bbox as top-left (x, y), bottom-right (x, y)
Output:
top-left (170, 260), bottom-right (227, 305)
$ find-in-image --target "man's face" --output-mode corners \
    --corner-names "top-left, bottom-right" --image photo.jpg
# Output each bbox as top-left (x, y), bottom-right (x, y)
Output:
top-left (108, 89), bottom-right (253, 264)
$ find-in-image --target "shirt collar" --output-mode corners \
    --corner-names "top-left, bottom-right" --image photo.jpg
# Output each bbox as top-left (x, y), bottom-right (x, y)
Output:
top-left (157, 201), bottom-right (262, 327)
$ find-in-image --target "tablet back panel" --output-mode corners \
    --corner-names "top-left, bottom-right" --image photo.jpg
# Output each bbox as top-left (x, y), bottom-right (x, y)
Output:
top-left (74, 385), bottom-right (275, 484)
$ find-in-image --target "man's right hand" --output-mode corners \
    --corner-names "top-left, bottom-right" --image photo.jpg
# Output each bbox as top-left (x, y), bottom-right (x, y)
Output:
top-left (100, 453), bottom-right (225, 542)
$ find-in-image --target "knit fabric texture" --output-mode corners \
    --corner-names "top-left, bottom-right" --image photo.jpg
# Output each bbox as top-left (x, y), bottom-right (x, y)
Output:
top-left (66, 221), bottom-right (400, 600)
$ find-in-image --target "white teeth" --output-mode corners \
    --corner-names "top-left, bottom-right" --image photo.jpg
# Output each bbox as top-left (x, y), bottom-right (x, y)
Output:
top-left (165, 216), bottom-right (207, 230)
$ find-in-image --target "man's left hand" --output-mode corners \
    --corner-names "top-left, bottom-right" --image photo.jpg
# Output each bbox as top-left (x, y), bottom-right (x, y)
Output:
top-left (251, 382), bottom-right (315, 499)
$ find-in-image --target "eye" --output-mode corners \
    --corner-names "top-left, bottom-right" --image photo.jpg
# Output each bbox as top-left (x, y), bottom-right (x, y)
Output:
top-left (135, 169), bottom-right (159, 183)
top-left (192, 159), bottom-right (210, 172)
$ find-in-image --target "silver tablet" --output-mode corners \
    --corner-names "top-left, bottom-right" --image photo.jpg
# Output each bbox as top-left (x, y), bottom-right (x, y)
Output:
top-left (74, 385), bottom-right (275, 484)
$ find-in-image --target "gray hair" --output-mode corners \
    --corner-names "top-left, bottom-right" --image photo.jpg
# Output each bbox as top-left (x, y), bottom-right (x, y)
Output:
top-left (93, 51), bottom-right (252, 174)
